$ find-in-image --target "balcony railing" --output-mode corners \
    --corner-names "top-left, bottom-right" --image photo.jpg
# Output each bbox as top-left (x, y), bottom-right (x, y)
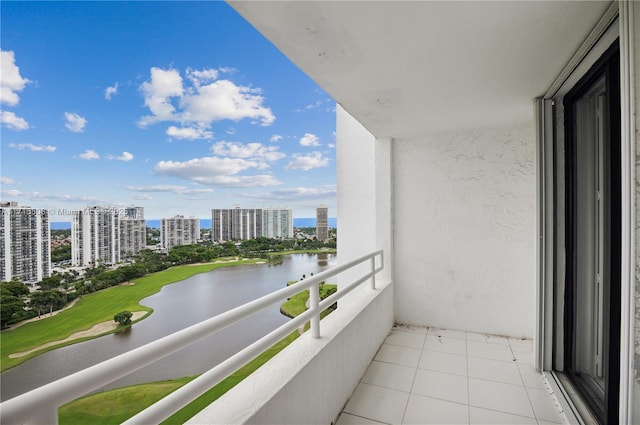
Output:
top-left (1, 250), bottom-right (384, 424)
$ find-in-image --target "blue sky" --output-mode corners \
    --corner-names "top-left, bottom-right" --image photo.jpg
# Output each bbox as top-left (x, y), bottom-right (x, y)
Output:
top-left (1, 1), bottom-right (336, 220)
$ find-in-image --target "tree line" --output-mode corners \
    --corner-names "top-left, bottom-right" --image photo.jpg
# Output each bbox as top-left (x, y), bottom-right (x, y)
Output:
top-left (1, 236), bottom-right (335, 329)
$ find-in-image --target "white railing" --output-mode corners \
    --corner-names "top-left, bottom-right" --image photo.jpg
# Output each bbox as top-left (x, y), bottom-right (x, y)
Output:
top-left (1, 250), bottom-right (384, 425)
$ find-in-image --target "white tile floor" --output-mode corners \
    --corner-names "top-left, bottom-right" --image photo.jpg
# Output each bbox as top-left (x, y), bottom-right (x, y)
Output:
top-left (336, 324), bottom-right (567, 425)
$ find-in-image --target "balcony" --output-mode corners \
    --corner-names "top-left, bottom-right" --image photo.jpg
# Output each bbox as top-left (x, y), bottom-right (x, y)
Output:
top-left (336, 326), bottom-right (565, 425)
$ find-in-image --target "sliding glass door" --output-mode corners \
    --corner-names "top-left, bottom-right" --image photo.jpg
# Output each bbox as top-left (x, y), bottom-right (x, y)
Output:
top-left (563, 42), bottom-right (620, 424)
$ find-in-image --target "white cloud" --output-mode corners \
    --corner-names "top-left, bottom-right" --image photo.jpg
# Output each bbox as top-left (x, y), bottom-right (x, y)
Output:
top-left (154, 156), bottom-right (280, 187)
top-left (65, 112), bottom-right (87, 132)
top-left (138, 67), bottom-right (183, 127)
top-left (186, 68), bottom-right (219, 87)
top-left (296, 100), bottom-right (322, 112)
top-left (0, 189), bottom-right (100, 204)
top-left (134, 194), bottom-right (152, 201)
top-left (9, 143), bottom-right (56, 152)
top-left (1, 111), bottom-right (29, 130)
top-left (181, 79), bottom-right (275, 125)
top-left (270, 134), bottom-right (283, 143)
top-left (137, 67), bottom-right (275, 130)
top-left (328, 143), bottom-right (336, 149)
top-left (104, 83), bottom-right (118, 100)
top-left (79, 149), bottom-right (100, 160)
top-left (285, 152), bottom-right (329, 171)
top-left (244, 186), bottom-right (336, 201)
top-left (1, 50), bottom-right (30, 106)
top-left (127, 185), bottom-right (187, 192)
top-left (299, 133), bottom-right (320, 147)
top-left (116, 151), bottom-right (134, 162)
top-left (166, 125), bottom-right (213, 140)
top-left (1, 177), bottom-right (17, 185)
top-left (126, 184), bottom-right (213, 195)
top-left (212, 141), bottom-right (285, 163)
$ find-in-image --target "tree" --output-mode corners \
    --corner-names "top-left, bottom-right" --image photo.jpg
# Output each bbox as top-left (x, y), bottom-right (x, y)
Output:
top-left (114, 311), bottom-right (133, 326)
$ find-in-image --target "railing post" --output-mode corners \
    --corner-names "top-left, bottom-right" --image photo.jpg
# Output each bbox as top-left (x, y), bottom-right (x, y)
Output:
top-left (370, 256), bottom-right (376, 290)
top-left (309, 283), bottom-right (320, 338)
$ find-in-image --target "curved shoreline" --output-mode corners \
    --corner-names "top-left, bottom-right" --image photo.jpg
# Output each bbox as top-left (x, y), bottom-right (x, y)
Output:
top-left (9, 311), bottom-right (148, 358)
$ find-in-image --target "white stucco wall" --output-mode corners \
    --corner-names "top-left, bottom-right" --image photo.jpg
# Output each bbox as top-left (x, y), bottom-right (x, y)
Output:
top-left (393, 125), bottom-right (537, 338)
top-left (631, 1), bottom-right (640, 421)
top-left (336, 105), bottom-right (378, 286)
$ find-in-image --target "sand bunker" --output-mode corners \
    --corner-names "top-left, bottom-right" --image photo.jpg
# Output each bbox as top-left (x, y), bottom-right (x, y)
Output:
top-left (9, 311), bottom-right (147, 358)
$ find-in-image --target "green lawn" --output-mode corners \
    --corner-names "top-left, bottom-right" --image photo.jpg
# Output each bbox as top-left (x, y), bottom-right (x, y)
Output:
top-left (280, 282), bottom-right (337, 318)
top-left (58, 377), bottom-right (195, 425)
top-left (0, 258), bottom-right (262, 372)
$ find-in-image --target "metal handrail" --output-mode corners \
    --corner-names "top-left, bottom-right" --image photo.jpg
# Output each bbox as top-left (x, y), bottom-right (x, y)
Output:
top-left (1, 250), bottom-right (384, 424)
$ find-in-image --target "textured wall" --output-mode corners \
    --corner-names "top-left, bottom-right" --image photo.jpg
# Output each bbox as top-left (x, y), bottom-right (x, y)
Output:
top-left (336, 105), bottom-right (378, 287)
top-left (393, 125), bottom-right (537, 338)
top-left (632, 1), bottom-right (640, 420)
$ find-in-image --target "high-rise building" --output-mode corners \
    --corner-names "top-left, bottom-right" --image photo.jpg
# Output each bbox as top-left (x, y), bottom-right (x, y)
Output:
top-left (262, 208), bottom-right (293, 239)
top-left (212, 207), bottom-right (292, 241)
top-left (211, 208), bottom-right (232, 241)
top-left (212, 207), bottom-right (262, 241)
top-left (0, 202), bottom-right (51, 284)
top-left (160, 216), bottom-right (200, 249)
top-left (316, 205), bottom-right (328, 241)
top-left (72, 206), bottom-right (121, 267)
top-left (120, 206), bottom-right (146, 258)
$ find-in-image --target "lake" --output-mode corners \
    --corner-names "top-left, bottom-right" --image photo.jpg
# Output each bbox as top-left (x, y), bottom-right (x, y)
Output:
top-left (1, 253), bottom-right (336, 401)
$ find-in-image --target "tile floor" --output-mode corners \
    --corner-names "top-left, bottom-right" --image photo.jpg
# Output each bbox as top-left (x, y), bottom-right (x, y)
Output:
top-left (336, 324), bottom-right (567, 425)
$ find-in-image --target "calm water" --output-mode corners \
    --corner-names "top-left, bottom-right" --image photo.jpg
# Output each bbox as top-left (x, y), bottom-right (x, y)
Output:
top-left (1, 253), bottom-right (335, 401)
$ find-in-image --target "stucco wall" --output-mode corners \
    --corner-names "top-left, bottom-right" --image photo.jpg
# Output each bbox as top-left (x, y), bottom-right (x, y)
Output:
top-left (632, 1), bottom-right (640, 420)
top-left (336, 105), bottom-right (378, 286)
top-left (393, 125), bottom-right (537, 338)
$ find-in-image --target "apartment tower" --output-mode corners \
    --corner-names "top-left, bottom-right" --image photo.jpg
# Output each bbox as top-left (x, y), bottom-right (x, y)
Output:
top-left (262, 208), bottom-right (293, 239)
top-left (71, 206), bottom-right (121, 267)
top-left (120, 206), bottom-right (146, 258)
top-left (0, 202), bottom-right (51, 284)
top-left (160, 216), bottom-right (199, 249)
top-left (212, 207), bottom-right (263, 241)
top-left (316, 205), bottom-right (328, 241)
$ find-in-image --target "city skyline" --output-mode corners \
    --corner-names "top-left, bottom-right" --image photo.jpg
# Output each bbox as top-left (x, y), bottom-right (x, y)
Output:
top-left (0, 2), bottom-right (337, 220)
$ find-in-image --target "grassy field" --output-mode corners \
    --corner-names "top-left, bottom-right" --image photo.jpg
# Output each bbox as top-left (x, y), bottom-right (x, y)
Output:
top-left (280, 281), bottom-right (337, 318)
top-left (0, 258), bottom-right (262, 372)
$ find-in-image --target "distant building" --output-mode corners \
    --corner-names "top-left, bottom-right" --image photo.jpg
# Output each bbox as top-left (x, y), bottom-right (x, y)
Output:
top-left (211, 208), bottom-right (232, 241)
top-left (123, 206), bottom-right (144, 220)
top-left (161, 216), bottom-right (199, 249)
top-left (120, 206), bottom-right (146, 258)
top-left (0, 202), bottom-right (51, 284)
top-left (262, 208), bottom-right (293, 239)
top-left (72, 206), bottom-right (120, 267)
top-left (212, 207), bottom-right (292, 241)
top-left (212, 207), bottom-right (262, 241)
top-left (316, 205), bottom-right (328, 241)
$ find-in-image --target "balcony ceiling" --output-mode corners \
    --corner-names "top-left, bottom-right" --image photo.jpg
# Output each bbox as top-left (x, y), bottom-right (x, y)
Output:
top-left (229, 1), bottom-right (612, 139)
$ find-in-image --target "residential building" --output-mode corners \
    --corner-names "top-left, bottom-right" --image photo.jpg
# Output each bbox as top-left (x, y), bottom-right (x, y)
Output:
top-left (120, 206), bottom-right (146, 258)
top-left (261, 208), bottom-right (293, 239)
top-left (211, 207), bottom-right (267, 241)
top-left (71, 207), bottom-right (120, 267)
top-left (211, 208), bottom-right (231, 241)
top-left (316, 205), bottom-right (328, 241)
top-left (0, 202), bottom-right (51, 284)
top-left (123, 206), bottom-right (144, 220)
top-left (160, 215), bottom-right (199, 249)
